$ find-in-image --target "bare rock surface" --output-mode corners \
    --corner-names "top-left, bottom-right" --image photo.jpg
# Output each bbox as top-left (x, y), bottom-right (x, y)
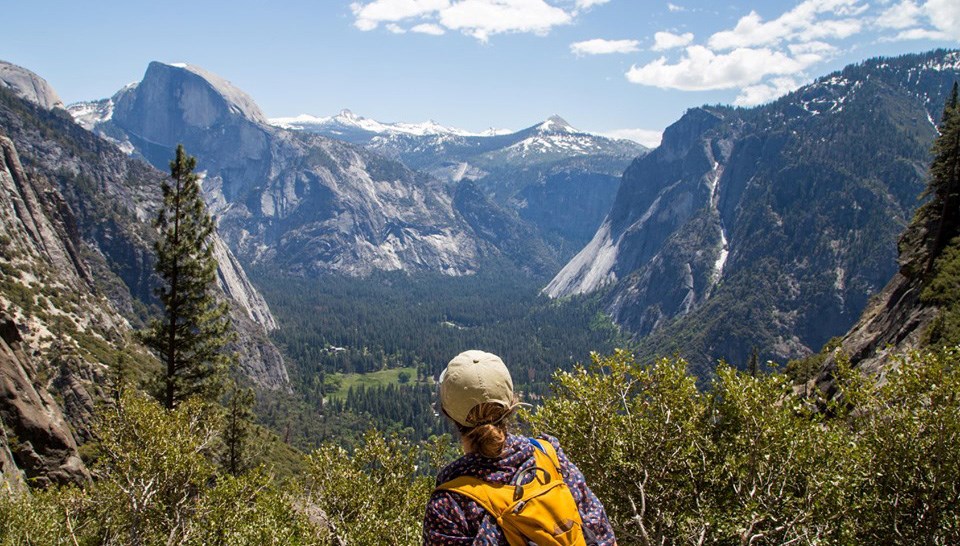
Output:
top-left (0, 314), bottom-right (89, 487)
top-left (0, 61), bottom-right (64, 111)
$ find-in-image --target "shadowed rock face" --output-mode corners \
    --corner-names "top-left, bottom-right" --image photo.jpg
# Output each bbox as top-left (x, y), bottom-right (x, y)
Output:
top-left (0, 314), bottom-right (90, 487)
top-left (810, 121), bottom-right (951, 397)
top-left (547, 50), bottom-right (960, 372)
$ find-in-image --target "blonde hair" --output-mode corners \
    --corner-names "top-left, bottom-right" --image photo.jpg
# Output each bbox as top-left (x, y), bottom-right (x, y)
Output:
top-left (458, 402), bottom-right (515, 458)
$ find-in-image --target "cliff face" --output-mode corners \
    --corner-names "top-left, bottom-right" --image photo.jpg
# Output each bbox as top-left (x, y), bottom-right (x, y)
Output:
top-left (0, 135), bottom-right (108, 487)
top-left (82, 61), bottom-right (569, 277)
top-left (0, 69), bottom-right (289, 391)
top-left (548, 50), bottom-right (960, 373)
top-left (0, 314), bottom-right (90, 488)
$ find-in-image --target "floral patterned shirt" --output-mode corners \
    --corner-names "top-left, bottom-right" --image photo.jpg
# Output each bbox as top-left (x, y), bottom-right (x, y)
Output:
top-left (422, 434), bottom-right (616, 545)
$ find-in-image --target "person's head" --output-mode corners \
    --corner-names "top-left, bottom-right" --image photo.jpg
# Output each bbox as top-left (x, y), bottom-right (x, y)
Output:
top-left (439, 350), bottom-right (518, 458)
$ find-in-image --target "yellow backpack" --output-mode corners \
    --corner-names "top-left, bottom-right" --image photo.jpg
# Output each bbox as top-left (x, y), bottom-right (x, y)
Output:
top-left (436, 438), bottom-right (598, 546)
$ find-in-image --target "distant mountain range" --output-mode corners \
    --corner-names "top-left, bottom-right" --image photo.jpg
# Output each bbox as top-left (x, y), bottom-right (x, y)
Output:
top-left (69, 62), bottom-right (579, 277)
top-left (547, 49), bottom-right (960, 372)
top-left (270, 109), bottom-right (647, 254)
top-left (271, 109), bottom-right (509, 138)
top-left (9, 49), bottom-right (959, 382)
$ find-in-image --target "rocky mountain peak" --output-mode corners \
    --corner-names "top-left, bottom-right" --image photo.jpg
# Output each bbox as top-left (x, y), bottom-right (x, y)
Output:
top-left (547, 50), bottom-right (959, 373)
top-left (537, 115), bottom-right (577, 134)
top-left (155, 61), bottom-right (267, 125)
top-left (110, 61), bottom-right (269, 140)
top-left (338, 108), bottom-right (360, 120)
top-left (0, 60), bottom-right (64, 111)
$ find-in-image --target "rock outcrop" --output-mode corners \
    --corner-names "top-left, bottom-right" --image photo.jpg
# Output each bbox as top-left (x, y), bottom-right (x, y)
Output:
top-left (0, 67), bottom-right (289, 391)
top-left (0, 61), bottom-right (64, 111)
top-left (0, 314), bottom-right (90, 487)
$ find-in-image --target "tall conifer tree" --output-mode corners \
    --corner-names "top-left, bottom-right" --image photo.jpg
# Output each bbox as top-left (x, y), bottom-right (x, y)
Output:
top-left (925, 82), bottom-right (960, 270)
top-left (144, 144), bottom-right (234, 409)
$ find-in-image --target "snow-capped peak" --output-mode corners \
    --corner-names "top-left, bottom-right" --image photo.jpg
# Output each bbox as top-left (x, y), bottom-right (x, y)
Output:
top-left (537, 115), bottom-right (578, 134)
top-left (269, 109), bottom-right (498, 137)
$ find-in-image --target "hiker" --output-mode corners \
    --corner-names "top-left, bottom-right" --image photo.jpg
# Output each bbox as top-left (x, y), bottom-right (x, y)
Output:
top-left (423, 350), bottom-right (617, 545)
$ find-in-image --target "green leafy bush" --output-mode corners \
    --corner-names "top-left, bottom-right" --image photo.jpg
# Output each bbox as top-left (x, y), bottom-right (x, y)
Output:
top-left (530, 349), bottom-right (960, 544)
top-left (303, 431), bottom-right (448, 545)
top-left (3, 349), bottom-right (959, 545)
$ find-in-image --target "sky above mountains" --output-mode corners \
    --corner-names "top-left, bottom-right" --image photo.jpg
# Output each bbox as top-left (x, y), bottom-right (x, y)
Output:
top-left (3, 0), bottom-right (958, 147)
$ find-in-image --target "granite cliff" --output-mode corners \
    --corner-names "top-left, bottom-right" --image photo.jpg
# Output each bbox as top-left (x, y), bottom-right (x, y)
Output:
top-left (0, 62), bottom-right (293, 487)
top-left (77, 62), bottom-right (522, 277)
top-left (548, 50), bottom-right (960, 373)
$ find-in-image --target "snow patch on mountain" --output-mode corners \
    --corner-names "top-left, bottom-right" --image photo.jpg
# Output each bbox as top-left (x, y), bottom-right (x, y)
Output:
top-left (505, 132), bottom-right (608, 158)
top-left (797, 75), bottom-right (862, 116)
top-left (270, 109), bottom-right (501, 137)
top-left (68, 99), bottom-right (114, 130)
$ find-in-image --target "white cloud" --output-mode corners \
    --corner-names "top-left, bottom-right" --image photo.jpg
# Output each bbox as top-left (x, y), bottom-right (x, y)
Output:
top-left (600, 128), bottom-right (663, 148)
top-left (626, 45), bottom-right (822, 91)
top-left (575, 0), bottom-right (610, 9)
top-left (876, 0), bottom-right (923, 29)
top-left (622, 1), bottom-right (872, 102)
top-left (735, 76), bottom-right (802, 106)
top-left (412, 23), bottom-right (447, 34)
top-left (652, 31), bottom-right (694, 51)
top-left (787, 40), bottom-right (838, 56)
top-left (439, 0), bottom-right (572, 41)
top-left (926, 0), bottom-right (960, 39)
top-left (891, 27), bottom-right (949, 39)
top-left (877, 0), bottom-right (960, 40)
top-left (351, 0), bottom-right (451, 30)
top-left (667, 3), bottom-right (687, 12)
top-left (571, 38), bottom-right (641, 56)
top-left (707, 0), bottom-right (866, 50)
top-left (351, 0), bottom-right (583, 41)
top-left (386, 23), bottom-right (407, 33)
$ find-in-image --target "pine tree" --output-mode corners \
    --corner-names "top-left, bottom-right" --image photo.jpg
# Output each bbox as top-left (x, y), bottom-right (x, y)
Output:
top-left (925, 81), bottom-right (960, 271)
top-left (143, 144), bottom-right (234, 409)
top-left (222, 382), bottom-right (256, 476)
top-left (748, 347), bottom-right (759, 377)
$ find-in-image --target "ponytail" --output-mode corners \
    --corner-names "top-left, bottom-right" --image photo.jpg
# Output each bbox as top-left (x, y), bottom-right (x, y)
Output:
top-left (459, 402), bottom-right (515, 458)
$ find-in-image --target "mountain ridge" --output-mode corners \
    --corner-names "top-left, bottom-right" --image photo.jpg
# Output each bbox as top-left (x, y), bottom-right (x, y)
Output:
top-left (549, 49), bottom-right (960, 372)
top-left (73, 61), bottom-right (571, 277)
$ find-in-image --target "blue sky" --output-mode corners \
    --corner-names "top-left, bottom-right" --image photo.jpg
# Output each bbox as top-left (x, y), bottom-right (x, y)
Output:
top-left (3, 0), bottom-right (958, 146)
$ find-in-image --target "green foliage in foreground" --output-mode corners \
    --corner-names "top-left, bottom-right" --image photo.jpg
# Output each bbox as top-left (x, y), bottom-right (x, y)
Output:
top-left (529, 349), bottom-right (960, 545)
top-left (3, 348), bottom-right (959, 545)
top-left (0, 393), bottom-right (324, 545)
top-left (0, 393), bottom-right (450, 546)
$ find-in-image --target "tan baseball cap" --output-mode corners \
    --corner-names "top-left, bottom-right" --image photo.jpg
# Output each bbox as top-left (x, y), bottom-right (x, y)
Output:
top-left (439, 350), bottom-right (515, 427)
